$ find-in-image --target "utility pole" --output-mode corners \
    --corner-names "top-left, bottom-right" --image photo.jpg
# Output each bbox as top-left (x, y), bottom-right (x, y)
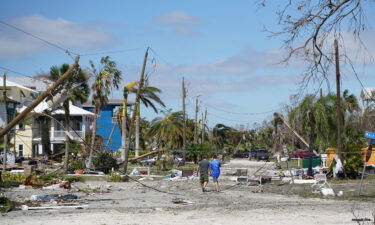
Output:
top-left (182, 78), bottom-right (186, 158)
top-left (123, 47), bottom-right (148, 174)
top-left (0, 56), bottom-right (80, 137)
top-left (2, 73), bottom-right (8, 172)
top-left (335, 39), bottom-right (343, 163)
top-left (201, 108), bottom-right (207, 144)
top-left (194, 95), bottom-right (200, 143)
top-left (135, 104), bottom-right (140, 157)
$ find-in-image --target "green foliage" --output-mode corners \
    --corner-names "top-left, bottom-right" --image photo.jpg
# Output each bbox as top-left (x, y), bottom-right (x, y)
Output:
top-left (64, 176), bottom-right (84, 183)
top-left (186, 143), bottom-right (215, 162)
top-left (343, 156), bottom-right (362, 179)
top-left (107, 172), bottom-right (122, 182)
top-left (93, 152), bottom-right (118, 173)
top-left (1, 172), bottom-right (27, 183)
top-left (39, 172), bottom-right (64, 184)
top-left (0, 197), bottom-right (15, 213)
top-left (69, 158), bottom-right (86, 171)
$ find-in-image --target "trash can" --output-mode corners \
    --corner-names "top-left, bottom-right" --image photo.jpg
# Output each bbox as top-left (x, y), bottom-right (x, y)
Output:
top-left (302, 157), bottom-right (321, 168)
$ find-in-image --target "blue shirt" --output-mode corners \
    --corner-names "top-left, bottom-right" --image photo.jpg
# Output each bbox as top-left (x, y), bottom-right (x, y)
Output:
top-left (209, 160), bottom-right (221, 177)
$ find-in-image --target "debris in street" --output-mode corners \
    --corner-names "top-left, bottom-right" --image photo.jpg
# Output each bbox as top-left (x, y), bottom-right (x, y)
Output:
top-left (21, 204), bottom-right (88, 211)
top-left (171, 197), bottom-right (193, 204)
top-left (30, 194), bottom-right (78, 201)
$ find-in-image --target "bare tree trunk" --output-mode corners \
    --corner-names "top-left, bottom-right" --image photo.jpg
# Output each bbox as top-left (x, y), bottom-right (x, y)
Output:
top-left (63, 100), bottom-right (70, 173)
top-left (88, 106), bottom-right (99, 169)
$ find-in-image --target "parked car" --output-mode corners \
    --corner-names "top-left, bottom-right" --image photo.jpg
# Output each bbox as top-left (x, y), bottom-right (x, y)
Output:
top-left (250, 149), bottom-right (270, 161)
top-left (140, 156), bottom-right (157, 166)
top-left (290, 149), bottom-right (316, 158)
top-left (256, 149), bottom-right (270, 161)
top-left (233, 150), bottom-right (250, 158)
top-left (174, 154), bottom-right (186, 167)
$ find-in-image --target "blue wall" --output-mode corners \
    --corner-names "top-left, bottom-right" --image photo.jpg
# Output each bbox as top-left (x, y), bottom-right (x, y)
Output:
top-left (83, 105), bottom-right (122, 152)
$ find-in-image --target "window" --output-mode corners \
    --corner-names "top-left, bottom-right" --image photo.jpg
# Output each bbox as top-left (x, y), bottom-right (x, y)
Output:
top-left (19, 122), bottom-right (25, 130)
top-left (18, 144), bottom-right (23, 157)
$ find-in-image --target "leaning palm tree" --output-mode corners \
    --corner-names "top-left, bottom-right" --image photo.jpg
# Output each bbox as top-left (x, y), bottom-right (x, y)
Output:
top-left (87, 56), bottom-right (122, 169)
top-left (48, 64), bottom-right (90, 173)
top-left (121, 81), bottom-right (165, 158)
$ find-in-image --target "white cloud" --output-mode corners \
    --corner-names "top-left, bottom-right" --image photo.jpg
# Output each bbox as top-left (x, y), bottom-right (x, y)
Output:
top-left (154, 11), bottom-right (203, 34)
top-left (0, 14), bottom-right (115, 58)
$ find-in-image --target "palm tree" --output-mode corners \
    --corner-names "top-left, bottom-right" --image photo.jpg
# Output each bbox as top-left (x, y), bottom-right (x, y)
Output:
top-left (148, 111), bottom-right (184, 149)
top-left (87, 56), bottom-right (122, 169)
top-left (47, 64), bottom-right (90, 173)
top-left (121, 81), bottom-right (165, 158)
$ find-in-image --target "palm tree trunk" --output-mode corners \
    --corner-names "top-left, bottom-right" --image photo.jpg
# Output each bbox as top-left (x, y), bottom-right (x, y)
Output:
top-left (63, 101), bottom-right (70, 173)
top-left (88, 106), bottom-right (99, 169)
top-left (121, 99), bottom-right (127, 161)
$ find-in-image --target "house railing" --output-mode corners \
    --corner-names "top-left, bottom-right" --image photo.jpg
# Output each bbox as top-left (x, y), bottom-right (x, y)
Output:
top-left (53, 130), bottom-right (84, 140)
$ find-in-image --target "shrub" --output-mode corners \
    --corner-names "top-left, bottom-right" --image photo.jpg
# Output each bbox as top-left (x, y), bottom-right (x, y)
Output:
top-left (93, 152), bottom-right (118, 173)
top-left (69, 158), bottom-right (86, 171)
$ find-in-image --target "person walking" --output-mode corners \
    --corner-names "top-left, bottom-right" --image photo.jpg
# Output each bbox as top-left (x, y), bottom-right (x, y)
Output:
top-left (209, 155), bottom-right (221, 192)
top-left (197, 155), bottom-right (210, 192)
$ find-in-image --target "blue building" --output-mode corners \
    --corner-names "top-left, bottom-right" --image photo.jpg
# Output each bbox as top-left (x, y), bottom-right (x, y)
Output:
top-left (83, 99), bottom-right (132, 152)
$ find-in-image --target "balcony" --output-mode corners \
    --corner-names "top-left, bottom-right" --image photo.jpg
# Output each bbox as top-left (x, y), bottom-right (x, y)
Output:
top-left (53, 130), bottom-right (84, 140)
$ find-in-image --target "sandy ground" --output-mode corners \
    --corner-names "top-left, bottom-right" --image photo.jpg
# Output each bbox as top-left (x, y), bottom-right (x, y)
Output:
top-left (2, 159), bottom-right (375, 225)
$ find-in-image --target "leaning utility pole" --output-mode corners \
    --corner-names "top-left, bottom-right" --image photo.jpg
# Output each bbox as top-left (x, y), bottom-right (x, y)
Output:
top-left (123, 47), bottom-right (148, 174)
top-left (182, 78), bottom-right (187, 157)
top-left (135, 104), bottom-right (140, 157)
top-left (335, 39), bottom-right (343, 163)
top-left (194, 95), bottom-right (199, 143)
top-left (2, 73), bottom-right (8, 172)
top-left (0, 56), bottom-right (80, 137)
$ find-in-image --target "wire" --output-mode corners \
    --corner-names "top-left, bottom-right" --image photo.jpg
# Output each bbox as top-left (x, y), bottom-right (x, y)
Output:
top-left (204, 102), bottom-right (279, 116)
top-left (0, 66), bottom-right (32, 78)
top-left (0, 20), bottom-right (78, 58)
top-left (80, 47), bottom-right (145, 56)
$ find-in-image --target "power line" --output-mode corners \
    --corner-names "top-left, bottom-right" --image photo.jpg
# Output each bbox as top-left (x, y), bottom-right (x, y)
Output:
top-left (203, 101), bottom-right (279, 116)
top-left (0, 20), bottom-right (78, 58)
top-left (0, 66), bottom-right (31, 77)
top-left (80, 47), bottom-right (145, 56)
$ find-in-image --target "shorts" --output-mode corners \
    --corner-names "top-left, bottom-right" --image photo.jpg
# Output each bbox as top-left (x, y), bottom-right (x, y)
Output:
top-left (200, 174), bottom-right (209, 184)
top-left (212, 176), bottom-right (219, 182)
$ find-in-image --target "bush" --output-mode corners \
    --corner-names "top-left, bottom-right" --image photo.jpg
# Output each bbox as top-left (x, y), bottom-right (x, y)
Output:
top-left (344, 155), bottom-right (363, 179)
top-left (69, 158), bottom-right (86, 171)
top-left (93, 152), bottom-right (118, 173)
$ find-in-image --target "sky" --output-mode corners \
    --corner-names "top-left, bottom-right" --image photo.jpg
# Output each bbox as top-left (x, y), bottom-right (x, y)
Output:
top-left (1, 0), bottom-right (375, 129)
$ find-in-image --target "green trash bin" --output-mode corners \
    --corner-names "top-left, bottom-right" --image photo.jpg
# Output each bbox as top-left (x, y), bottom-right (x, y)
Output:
top-left (302, 157), bottom-right (321, 168)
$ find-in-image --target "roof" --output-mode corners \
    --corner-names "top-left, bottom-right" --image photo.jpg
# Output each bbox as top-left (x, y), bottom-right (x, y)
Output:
top-left (7, 77), bottom-right (52, 92)
top-left (0, 77), bottom-right (38, 93)
top-left (361, 88), bottom-right (375, 101)
top-left (83, 99), bottom-right (134, 107)
top-left (19, 101), bottom-right (95, 116)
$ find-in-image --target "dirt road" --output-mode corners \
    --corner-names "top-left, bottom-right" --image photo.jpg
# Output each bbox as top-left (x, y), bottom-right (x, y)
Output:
top-left (2, 159), bottom-right (374, 225)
